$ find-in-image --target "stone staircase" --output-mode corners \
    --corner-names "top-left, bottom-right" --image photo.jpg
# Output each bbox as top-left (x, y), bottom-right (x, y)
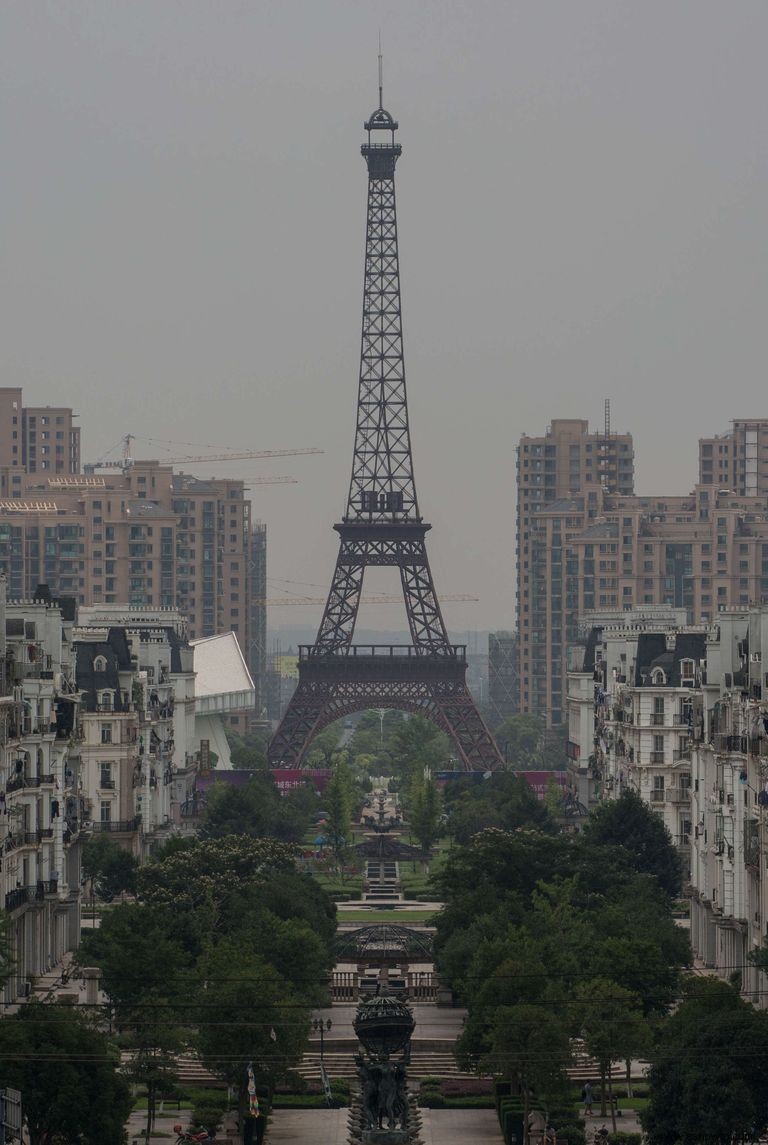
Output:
top-left (296, 1047), bottom-right (480, 1082)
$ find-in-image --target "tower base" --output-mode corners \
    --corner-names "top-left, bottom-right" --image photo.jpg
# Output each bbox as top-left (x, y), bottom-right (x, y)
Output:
top-left (268, 645), bottom-right (502, 771)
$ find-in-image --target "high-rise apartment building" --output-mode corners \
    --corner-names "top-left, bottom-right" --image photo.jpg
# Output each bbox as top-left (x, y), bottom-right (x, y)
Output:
top-left (0, 387), bottom-right (80, 477)
top-left (487, 631), bottom-right (518, 727)
top-left (0, 461), bottom-right (250, 648)
top-left (517, 418), bottom-right (635, 726)
top-left (699, 419), bottom-right (768, 496)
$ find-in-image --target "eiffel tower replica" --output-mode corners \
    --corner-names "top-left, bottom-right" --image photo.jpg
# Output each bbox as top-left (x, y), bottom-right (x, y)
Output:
top-left (268, 80), bottom-right (502, 772)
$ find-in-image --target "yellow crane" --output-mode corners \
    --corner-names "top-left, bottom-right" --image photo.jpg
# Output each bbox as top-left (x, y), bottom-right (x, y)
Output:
top-left (85, 434), bottom-right (324, 473)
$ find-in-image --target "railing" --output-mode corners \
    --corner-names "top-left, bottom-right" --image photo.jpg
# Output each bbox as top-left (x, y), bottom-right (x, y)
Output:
top-left (299, 642), bottom-right (467, 662)
top-left (649, 790), bottom-right (665, 803)
top-left (750, 737), bottom-right (768, 759)
top-left (5, 774), bottom-right (49, 792)
top-left (92, 817), bottom-right (141, 834)
top-left (650, 751), bottom-right (665, 763)
top-left (650, 713), bottom-right (666, 726)
top-left (665, 787), bottom-right (691, 803)
top-left (674, 715), bottom-right (693, 726)
top-left (673, 749), bottom-right (692, 762)
top-left (714, 734), bottom-right (748, 754)
top-left (4, 881), bottom-right (56, 911)
top-left (331, 972), bottom-right (358, 1002)
top-left (99, 778), bottom-right (116, 790)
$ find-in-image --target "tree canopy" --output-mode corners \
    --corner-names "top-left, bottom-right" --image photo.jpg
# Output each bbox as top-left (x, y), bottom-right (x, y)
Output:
top-left (0, 1002), bottom-right (132, 1145)
top-left (643, 977), bottom-right (768, 1144)
top-left (581, 788), bottom-right (682, 897)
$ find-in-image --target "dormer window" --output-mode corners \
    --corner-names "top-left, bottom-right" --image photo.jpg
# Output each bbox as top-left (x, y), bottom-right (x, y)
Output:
top-left (100, 692), bottom-right (112, 711)
top-left (680, 659), bottom-right (695, 687)
top-left (651, 668), bottom-right (667, 686)
top-left (94, 655), bottom-right (107, 673)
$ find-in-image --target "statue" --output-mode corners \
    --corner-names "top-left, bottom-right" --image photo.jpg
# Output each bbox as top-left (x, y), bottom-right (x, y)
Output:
top-left (352, 994), bottom-right (414, 1143)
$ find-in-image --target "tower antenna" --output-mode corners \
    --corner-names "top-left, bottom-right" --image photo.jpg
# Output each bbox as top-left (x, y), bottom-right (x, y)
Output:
top-left (378, 31), bottom-right (383, 108)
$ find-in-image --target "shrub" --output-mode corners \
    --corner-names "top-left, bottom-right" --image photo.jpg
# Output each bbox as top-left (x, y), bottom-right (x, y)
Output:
top-left (189, 1100), bottom-right (225, 1135)
top-left (607, 1135), bottom-right (642, 1145)
top-left (554, 1124), bottom-right (587, 1145)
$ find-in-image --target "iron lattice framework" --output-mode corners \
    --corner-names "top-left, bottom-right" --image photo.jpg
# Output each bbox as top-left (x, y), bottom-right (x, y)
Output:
top-left (268, 100), bottom-right (502, 772)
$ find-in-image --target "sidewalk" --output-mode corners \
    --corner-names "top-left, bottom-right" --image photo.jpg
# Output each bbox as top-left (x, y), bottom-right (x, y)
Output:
top-left (266, 1108), bottom-right (505, 1144)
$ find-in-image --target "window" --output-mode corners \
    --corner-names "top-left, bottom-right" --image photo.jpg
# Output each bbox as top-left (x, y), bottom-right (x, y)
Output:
top-left (100, 722), bottom-right (112, 744)
top-left (93, 655), bottom-right (107, 672)
top-left (100, 692), bottom-right (112, 710)
top-left (680, 659), bottom-right (695, 686)
top-left (100, 801), bottom-right (112, 824)
top-left (100, 761), bottom-right (113, 789)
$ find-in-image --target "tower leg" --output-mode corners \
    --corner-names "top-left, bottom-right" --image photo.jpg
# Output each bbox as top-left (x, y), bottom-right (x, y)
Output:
top-left (268, 683), bottom-right (333, 767)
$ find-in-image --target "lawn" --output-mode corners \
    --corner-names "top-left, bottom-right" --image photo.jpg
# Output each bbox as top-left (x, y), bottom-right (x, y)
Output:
top-left (338, 908), bottom-right (437, 923)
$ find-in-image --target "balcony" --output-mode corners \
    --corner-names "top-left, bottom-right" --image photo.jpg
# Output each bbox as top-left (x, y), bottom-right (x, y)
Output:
top-left (99, 778), bottom-right (116, 790)
top-left (650, 751), bottom-right (665, 763)
top-left (92, 817), bottom-right (141, 834)
top-left (650, 713), bottom-right (666, 726)
top-left (673, 749), bottom-right (692, 762)
top-left (3, 881), bottom-right (56, 911)
top-left (649, 790), bottom-right (666, 804)
top-left (665, 787), bottom-right (692, 803)
top-left (714, 734), bottom-right (748, 755)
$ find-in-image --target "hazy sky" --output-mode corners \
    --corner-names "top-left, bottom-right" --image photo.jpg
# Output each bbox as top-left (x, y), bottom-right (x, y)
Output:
top-left (2, 2), bottom-right (767, 633)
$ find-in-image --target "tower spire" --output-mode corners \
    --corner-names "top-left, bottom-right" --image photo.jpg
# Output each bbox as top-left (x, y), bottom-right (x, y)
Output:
top-left (378, 33), bottom-right (383, 108)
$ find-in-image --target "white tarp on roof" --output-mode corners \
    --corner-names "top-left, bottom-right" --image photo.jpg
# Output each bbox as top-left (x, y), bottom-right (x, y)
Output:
top-left (190, 631), bottom-right (255, 714)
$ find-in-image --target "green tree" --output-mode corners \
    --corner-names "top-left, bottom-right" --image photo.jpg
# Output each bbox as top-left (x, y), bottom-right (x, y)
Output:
top-left (199, 773), bottom-right (313, 842)
top-left (493, 713), bottom-right (544, 767)
top-left (324, 758), bottom-right (353, 869)
top-left (82, 831), bottom-right (138, 901)
top-left (0, 1001), bottom-right (132, 1145)
top-left (388, 715), bottom-right (451, 787)
top-left (305, 722), bottom-right (344, 765)
top-left (581, 790), bottom-right (682, 897)
top-left (576, 978), bottom-right (649, 1131)
top-left (77, 903), bottom-right (191, 1138)
top-left (643, 977), bottom-right (768, 1144)
top-left (227, 729), bottom-right (269, 769)
top-left (196, 940), bottom-right (310, 1124)
top-left (481, 1003), bottom-right (571, 1145)
top-left (409, 773), bottom-right (441, 851)
top-left (442, 771), bottom-right (551, 844)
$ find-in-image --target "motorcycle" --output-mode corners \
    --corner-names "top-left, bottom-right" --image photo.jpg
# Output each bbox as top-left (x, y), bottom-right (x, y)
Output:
top-left (173, 1126), bottom-right (216, 1144)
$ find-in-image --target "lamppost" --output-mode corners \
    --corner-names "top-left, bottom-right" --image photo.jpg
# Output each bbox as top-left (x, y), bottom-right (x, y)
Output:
top-left (312, 1017), bottom-right (333, 1064)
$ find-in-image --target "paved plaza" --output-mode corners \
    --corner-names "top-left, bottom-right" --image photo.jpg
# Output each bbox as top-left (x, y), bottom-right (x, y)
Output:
top-left (267, 1108), bottom-right (505, 1144)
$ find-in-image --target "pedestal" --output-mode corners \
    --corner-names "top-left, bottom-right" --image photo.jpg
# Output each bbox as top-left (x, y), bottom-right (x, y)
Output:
top-left (361, 1131), bottom-right (409, 1145)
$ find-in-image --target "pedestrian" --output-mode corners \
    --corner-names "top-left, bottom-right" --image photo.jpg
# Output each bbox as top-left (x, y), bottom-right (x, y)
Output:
top-left (582, 1080), bottom-right (594, 1116)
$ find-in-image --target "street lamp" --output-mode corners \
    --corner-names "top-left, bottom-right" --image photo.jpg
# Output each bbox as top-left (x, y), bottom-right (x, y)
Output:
top-left (312, 1017), bottom-right (333, 1064)
top-left (377, 709), bottom-right (388, 748)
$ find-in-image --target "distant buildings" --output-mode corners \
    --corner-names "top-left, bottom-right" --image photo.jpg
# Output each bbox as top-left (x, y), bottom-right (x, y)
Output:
top-left (1, 581), bottom-right (255, 1005)
top-left (518, 416), bottom-right (768, 730)
top-left (487, 631), bottom-right (518, 727)
top-left (0, 386), bottom-right (266, 727)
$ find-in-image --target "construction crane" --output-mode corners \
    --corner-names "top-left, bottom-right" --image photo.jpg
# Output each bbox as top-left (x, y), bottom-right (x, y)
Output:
top-left (254, 593), bottom-right (479, 606)
top-left (85, 434), bottom-right (324, 473)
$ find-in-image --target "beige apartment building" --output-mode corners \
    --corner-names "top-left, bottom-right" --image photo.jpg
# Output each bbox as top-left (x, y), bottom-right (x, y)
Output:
top-left (517, 418), bottom-right (635, 726)
top-left (0, 461), bottom-right (250, 648)
top-left (0, 387), bottom-right (80, 478)
top-left (519, 418), bottom-right (768, 729)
